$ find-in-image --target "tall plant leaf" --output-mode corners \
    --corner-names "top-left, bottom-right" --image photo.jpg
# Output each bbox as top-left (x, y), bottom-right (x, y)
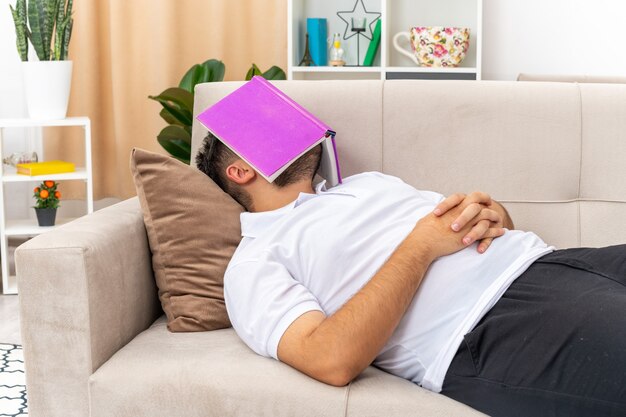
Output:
top-left (28, 0), bottom-right (49, 60)
top-left (62, 15), bottom-right (72, 60)
top-left (43, 0), bottom-right (56, 59)
top-left (9, 1), bottom-right (28, 61)
top-left (53, 0), bottom-right (63, 59)
top-left (62, 0), bottom-right (72, 59)
top-left (54, 12), bottom-right (70, 60)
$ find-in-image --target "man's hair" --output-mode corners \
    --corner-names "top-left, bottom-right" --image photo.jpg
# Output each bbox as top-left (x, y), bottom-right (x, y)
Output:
top-left (196, 132), bottom-right (322, 209)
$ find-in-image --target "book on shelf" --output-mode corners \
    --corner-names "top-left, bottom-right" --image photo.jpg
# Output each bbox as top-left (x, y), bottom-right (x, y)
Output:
top-left (16, 160), bottom-right (75, 176)
top-left (307, 18), bottom-right (328, 66)
top-left (196, 75), bottom-right (342, 186)
top-left (363, 19), bottom-right (382, 66)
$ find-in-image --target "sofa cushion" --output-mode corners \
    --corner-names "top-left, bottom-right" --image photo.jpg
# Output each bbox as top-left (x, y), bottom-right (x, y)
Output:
top-left (130, 148), bottom-right (243, 331)
top-left (88, 317), bottom-right (485, 417)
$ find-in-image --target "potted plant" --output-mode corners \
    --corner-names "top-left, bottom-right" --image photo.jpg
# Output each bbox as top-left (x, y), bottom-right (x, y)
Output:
top-left (9, 0), bottom-right (74, 119)
top-left (33, 180), bottom-right (60, 226)
top-left (149, 60), bottom-right (286, 164)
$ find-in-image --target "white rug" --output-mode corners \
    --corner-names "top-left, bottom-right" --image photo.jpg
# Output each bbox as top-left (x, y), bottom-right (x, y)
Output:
top-left (0, 344), bottom-right (27, 417)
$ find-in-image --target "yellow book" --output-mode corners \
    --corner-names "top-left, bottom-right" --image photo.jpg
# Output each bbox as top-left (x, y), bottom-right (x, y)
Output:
top-left (16, 160), bottom-right (76, 176)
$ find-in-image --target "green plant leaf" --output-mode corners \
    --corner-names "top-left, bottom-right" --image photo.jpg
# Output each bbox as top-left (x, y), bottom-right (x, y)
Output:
top-left (148, 87), bottom-right (193, 112)
top-left (159, 107), bottom-right (183, 126)
top-left (44, 0), bottom-right (56, 59)
top-left (199, 59), bottom-right (225, 83)
top-left (28, 0), bottom-right (49, 60)
top-left (148, 88), bottom-right (194, 125)
top-left (157, 125), bottom-right (192, 164)
top-left (62, 15), bottom-right (72, 60)
top-left (262, 65), bottom-right (287, 80)
top-left (10, 1), bottom-right (28, 61)
top-left (245, 63), bottom-right (262, 81)
top-left (152, 100), bottom-right (192, 126)
top-left (54, 0), bottom-right (64, 60)
top-left (178, 64), bottom-right (203, 92)
top-left (54, 12), bottom-right (69, 60)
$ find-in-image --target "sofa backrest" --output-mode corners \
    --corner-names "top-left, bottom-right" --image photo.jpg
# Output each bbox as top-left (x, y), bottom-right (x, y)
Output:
top-left (191, 80), bottom-right (626, 249)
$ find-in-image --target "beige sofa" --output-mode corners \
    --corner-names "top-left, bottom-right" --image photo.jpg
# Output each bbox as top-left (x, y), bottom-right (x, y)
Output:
top-left (16, 80), bottom-right (626, 417)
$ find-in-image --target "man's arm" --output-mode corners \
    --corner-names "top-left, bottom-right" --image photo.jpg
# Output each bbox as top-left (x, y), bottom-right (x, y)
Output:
top-left (277, 202), bottom-right (504, 387)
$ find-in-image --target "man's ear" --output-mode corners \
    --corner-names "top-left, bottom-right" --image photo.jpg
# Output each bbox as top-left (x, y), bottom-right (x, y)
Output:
top-left (225, 160), bottom-right (256, 185)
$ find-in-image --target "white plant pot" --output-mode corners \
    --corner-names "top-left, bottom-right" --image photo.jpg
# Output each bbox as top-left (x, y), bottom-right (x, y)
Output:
top-left (22, 61), bottom-right (73, 120)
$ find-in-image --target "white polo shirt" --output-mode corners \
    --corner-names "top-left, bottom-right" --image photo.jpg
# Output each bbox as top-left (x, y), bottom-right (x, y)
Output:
top-left (223, 172), bottom-right (553, 392)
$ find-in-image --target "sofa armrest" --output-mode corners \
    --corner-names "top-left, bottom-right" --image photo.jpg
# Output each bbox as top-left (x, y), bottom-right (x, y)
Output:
top-left (15, 197), bottom-right (162, 417)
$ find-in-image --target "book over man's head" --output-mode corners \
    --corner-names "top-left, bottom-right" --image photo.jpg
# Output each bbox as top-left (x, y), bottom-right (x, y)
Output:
top-left (196, 76), bottom-right (342, 186)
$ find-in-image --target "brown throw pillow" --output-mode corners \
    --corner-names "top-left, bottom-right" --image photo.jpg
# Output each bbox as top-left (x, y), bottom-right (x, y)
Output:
top-left (130, 148), bottom-right (244, 332)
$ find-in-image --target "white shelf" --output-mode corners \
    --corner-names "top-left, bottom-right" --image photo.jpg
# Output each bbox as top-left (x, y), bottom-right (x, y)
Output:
top-left (292, 66), bottom-right (382, 73)
top-left (385, 66), bottom-right (478, 74)
top-left (0, 117), bottom-right (94, 294)
top-left (0, 117), bottom-right (90, 128)
top-left (288, 0), bottom-right (482, 80)
top-left (5, 218), bottom-right (76, 237)
top-left (2, 167), bottom-right (88, 183)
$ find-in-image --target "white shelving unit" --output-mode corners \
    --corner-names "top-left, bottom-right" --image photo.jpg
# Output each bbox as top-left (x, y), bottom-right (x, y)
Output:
top-left (288, 0), bottom-right (482, 80)
top-left (0, 117), bottom-right (94, 294)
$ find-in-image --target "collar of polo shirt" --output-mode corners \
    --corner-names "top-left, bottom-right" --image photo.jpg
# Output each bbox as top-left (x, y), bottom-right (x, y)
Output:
top-left (240, 179), bottom-right (355, 239)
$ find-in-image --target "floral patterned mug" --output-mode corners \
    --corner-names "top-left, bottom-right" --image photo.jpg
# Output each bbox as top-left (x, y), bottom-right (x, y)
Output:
top-left (393, 27), bottom-right (470, 67)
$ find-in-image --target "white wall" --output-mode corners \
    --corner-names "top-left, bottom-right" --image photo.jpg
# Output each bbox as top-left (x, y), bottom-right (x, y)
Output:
top-left (482, 0), bottom-right (626, 80)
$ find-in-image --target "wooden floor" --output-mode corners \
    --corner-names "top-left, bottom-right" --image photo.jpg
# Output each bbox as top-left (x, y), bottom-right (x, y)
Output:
top-left (0, 295), bottom-right (21, 345)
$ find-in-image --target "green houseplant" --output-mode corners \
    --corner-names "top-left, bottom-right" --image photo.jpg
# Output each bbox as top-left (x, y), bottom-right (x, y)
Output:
top-left (33, 180), bottom-right (61, 226)
top-left (9, 0), bottom-right (74, 119)
top-left (149, 60), bottom-right (286, 164)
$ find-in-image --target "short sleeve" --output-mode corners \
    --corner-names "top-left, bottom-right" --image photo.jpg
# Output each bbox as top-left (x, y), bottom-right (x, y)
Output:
top-left (224, 257), bottom-right (324, 360)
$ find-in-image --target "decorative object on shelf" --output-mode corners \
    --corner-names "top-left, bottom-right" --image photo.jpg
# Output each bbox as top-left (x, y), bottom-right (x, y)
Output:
top-left (298, 34), bottom-right (314, 66)
top-left (149, 60), bottom-right (286, 164)
top-left (307, 18), bottom-right (327, 66)
top-left (336, 0), bottom-right (381, 66)
top-left (9, 0), bottom-right (75, 119)
top-left (16, 159), bottom-right (75, 176)
top-left (33, 180), bottom-right (60, 226)
top-left (329, 33), bottom-right (346, 66)
top-left (2, 151), bottom-right (38, 167)
top-left (363, 19), bottom-right (381, 66)
top-left (393, 27), bottom-right (470, 67)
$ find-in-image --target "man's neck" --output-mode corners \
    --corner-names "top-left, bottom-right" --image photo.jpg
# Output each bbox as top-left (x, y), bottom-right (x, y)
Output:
top-left (250, 180), bottom-right (315, 213)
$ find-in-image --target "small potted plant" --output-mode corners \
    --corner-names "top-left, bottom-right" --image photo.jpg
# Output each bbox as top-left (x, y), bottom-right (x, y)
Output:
top-left (33, 180), bottom-right (60, 226)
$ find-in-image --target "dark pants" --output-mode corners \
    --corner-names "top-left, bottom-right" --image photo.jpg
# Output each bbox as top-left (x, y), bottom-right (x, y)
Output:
top-left (441, 245), bottom-right (626, 417)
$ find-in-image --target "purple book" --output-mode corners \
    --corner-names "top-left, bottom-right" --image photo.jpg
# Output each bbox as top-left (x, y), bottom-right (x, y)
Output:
top-left (196, 76), bottom-right (342, 186)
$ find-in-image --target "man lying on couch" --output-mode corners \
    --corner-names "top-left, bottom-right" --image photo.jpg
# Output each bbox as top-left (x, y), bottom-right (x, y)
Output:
top-left (196, 134), bottom-right (625, 417)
